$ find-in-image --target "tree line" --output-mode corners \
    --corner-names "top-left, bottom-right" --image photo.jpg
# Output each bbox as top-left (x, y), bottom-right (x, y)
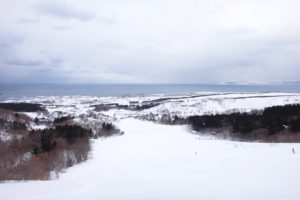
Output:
top-left (188, 104), bottom-right (300, 135)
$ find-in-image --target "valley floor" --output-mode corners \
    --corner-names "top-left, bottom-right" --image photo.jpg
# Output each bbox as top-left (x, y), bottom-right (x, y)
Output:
top-left (1, 118), bottom-right (300, 200)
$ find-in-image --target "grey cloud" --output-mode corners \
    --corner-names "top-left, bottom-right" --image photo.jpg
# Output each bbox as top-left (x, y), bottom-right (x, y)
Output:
top-left (0, 32), bottom-right (23, 48)
top-left (179, 39), bottom-right (300, 83)
top-left (0, 47), bottom-right (66, 83)
top-left (1, 0), bottom-right (300, 83)
top-left (33, 2), bottom-right (96, 21)
top-left (49, 57), bottom-right (64, 65)
top-left (16, 18), bottom-right (40, 24)
top-left (97, 17), bottom-right (116, 25)
top-left (5, 58), bottom-right (44, 66)
top-left (25, 68), bottom-right (69, 83)
top-left (0, 66), bottom-right (69, 84)
top-left (0, 37), bottom-right (63, 68)
top-left (95, 41), bottom-right (127, 50)
top-left (51, 25), bottom-right (72, 31)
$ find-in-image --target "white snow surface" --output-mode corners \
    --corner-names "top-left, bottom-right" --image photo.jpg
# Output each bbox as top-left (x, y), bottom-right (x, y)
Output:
top-left (29, 124), bottom-right (48, 130)
top-left (0, 131), bottom-right (12, 142)
top-left (5, 92), bottom-right (300, 122)
top-left (1, 118), bottom-right (300, 200)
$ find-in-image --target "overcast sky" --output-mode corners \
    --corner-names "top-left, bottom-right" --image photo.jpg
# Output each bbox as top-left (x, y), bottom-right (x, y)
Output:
top-left (0, 0), bottom-right (299, 84)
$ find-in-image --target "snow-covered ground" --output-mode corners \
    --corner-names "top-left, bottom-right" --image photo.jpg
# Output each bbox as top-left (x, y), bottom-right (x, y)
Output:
top-left (5, 92), bottom-right (300, 122)
top-left (1, 119), bottom-right (299, 200)
top-left (102, 92), bottom-right (300, 119)
top-left (1, 92), bottom-right (300, 199)
top-left (0, 130), bottom-right (11, 142)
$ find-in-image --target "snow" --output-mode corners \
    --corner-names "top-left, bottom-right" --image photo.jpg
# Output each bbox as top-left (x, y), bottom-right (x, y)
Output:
top-left (1, 118), bottom-right (299, 200)
top-left (135, 93), bottom-right (300, 118)
top-left (99, 93), bottom-right (296, 118)
top-left (0, 131), bottom-right (12, 142)
top-left (30, 124), bottom-right (48, 130)
top-left (23, 112), bottom-right (40, 120)
top-left (1, 92), bottom-right (300, 199)
top-left (5, 92), bottom-right (300, 123)
top-left (97, 92), bottom-right (300, 120)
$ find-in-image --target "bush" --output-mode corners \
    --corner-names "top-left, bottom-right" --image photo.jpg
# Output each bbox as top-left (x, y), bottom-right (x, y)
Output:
top-left (55, 125), bottom-right (92, 144)
top-left (10, 121), bottom-right (27, 130)
top-left (102, 122), bottom-right (114, 131)
top-left (53, 116), bottom-right (71, 124)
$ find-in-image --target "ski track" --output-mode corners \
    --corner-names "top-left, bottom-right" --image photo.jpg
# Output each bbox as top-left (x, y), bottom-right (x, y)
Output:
top-left (1, 118), bottom-right (300, 200)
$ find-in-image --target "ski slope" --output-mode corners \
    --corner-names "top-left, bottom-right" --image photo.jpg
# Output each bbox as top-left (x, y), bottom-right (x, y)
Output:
top-left (1, 118), bottom-right (300, 200)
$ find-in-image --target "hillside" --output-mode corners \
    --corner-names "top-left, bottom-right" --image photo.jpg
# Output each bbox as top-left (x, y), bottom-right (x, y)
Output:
top-left (0, 119), bottom-right (299, 200)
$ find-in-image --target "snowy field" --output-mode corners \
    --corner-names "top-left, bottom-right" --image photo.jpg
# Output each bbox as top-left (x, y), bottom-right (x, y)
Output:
top-left (5, 92), bottom-right (300, 123)
top-left (1, 118), bottom-right (299, 200)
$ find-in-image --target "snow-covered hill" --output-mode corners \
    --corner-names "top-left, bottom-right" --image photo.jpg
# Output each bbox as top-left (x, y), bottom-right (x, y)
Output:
top-left (1, 119), bottom-right (299, 200)
top-left (1, 92), bottom-right (300, 199)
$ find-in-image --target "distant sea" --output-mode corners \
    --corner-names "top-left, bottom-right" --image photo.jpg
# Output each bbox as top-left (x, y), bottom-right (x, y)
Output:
top-left (0, 84), bottom-right (300, 101)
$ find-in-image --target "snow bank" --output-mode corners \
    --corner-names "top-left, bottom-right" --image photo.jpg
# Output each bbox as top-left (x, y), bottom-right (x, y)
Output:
top-left (1, 119), bottom-right (299, 200)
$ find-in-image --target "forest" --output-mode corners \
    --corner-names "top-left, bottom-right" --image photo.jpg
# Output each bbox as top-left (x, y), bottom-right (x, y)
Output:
top-left (0, 103), bottom-right (44, 112)
top-left (0, 108), bottom-right (121, 181)
top-left (187, 104), bottom-right (300, 141)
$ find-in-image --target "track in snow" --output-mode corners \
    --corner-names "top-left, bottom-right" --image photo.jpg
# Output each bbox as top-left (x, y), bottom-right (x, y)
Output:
top-left (1, 118), bottom-right (300, 200)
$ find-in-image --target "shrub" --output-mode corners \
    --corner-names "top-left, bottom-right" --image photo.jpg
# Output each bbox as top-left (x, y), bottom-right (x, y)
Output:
top-left (53, 116), bottom-right (71, 124)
